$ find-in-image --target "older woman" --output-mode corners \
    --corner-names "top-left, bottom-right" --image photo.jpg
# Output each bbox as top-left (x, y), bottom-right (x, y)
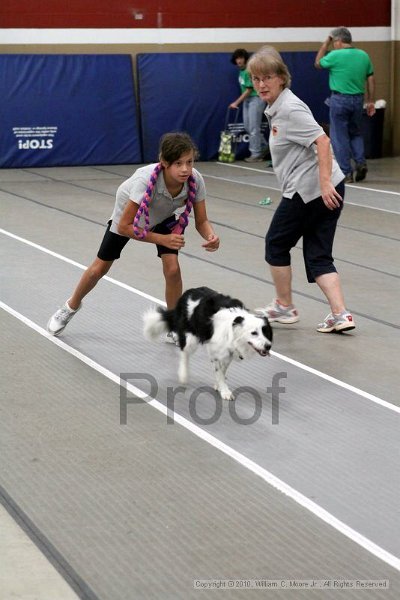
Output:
top-left (248, 47), bottom-right (355, 333)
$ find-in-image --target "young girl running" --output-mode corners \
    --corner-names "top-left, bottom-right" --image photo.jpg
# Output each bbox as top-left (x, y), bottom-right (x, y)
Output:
top-left (47, 132), bottom-right (220, 338)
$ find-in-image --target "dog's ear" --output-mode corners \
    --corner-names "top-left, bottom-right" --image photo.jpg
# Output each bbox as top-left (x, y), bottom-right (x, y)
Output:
top-left (262, 318), bottom-right (273, 342)
top-left (233, 316), bottom-right (244, 327)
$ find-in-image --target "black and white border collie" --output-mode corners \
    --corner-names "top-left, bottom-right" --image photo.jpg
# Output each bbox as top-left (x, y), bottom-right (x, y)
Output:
top-left (143, 287), bottom-right (273, 400)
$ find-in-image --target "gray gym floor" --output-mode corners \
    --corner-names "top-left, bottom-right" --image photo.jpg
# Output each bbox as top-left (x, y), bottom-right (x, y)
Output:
top-left (1, 158), bottom-right (400, 599)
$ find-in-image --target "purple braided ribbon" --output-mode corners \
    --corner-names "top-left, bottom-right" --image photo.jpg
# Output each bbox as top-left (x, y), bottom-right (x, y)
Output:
top-left (169, 175), bottom-right (196, 234)
top-left (132, 164), bottom-right (196, 239)
top-left (132, 163), bottom-right (162, 239)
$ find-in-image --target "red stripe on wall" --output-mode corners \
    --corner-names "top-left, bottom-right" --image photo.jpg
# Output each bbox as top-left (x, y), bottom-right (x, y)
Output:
top-left (0, 0), bottom-right (391, 28)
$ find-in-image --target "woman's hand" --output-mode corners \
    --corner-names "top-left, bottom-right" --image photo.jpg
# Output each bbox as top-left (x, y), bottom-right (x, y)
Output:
top-left (321, 182), bottom-right (342, 210)
top-left (314, 134), bottom-right (342, 210)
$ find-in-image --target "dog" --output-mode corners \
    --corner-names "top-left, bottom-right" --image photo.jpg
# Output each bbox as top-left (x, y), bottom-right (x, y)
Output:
top-left (143, 287), bottom-right (272, 400)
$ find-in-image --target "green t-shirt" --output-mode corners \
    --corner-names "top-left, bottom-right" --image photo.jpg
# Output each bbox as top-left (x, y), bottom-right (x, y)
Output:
top-left (238, 68), bottom-right (258, 97)
top-left (319, 47), bottom-right (374, 95)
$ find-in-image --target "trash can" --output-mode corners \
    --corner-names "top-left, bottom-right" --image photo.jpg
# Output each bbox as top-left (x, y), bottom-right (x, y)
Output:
top-left (361, 100), bottom-right (386, 159)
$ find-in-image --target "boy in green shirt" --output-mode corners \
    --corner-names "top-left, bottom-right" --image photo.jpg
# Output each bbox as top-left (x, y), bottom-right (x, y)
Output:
top-left (229, 48), bottom-right (267, 162)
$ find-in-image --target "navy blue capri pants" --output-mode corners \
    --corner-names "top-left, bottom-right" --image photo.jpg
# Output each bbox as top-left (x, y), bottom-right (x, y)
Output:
top-left (265, 181), bottom-right (345, 283)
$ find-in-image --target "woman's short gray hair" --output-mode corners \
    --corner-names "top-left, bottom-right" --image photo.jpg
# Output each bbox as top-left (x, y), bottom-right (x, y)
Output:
top-left (247, 46), bottom-right (292, 89)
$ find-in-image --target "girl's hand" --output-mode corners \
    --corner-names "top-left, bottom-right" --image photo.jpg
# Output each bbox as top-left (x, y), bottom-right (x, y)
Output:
top-left (321, 182), bottom-right (342, 210)
top-left (164, 233), bottom-right (185, 249)
top-left (202, 234), bottom-right (220, 252)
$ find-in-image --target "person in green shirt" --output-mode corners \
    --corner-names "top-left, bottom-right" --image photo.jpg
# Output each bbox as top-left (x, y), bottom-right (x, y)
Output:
top-left (315, 27), bottom-right (376, 183)
top-left (229, 48), bottom-right (267, 162)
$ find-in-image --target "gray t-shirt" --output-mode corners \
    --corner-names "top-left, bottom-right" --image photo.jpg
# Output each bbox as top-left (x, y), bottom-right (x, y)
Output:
top-left (265, 88), bottom-right (344, 203)
top-left (110, 164), bottom-right (206, 234)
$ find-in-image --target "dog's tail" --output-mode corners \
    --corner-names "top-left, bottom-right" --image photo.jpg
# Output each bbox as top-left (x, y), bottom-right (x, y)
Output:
top-left (143, 306), bottom-right (175, 341)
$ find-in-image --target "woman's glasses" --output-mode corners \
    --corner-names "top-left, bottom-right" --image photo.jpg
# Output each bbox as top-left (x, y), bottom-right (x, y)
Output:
top-left (251, 75), bottom-right (278, 84)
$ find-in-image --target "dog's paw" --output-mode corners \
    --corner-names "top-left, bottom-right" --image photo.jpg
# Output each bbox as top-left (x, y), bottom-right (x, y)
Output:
top-left (218, 387), bottom-right (234, 401)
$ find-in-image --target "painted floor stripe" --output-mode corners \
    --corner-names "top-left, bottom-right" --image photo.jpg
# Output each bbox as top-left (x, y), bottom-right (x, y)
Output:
top-left (213, 163), bottom-right (400, 214)
top-left (271, 350), bottom-right (400, 414)
top-left (1, 226), bottom-right (398, 414)
top-left (0, 227), bottom-right (165, 306)
top-left (1, 300), bottom-right (400, 573)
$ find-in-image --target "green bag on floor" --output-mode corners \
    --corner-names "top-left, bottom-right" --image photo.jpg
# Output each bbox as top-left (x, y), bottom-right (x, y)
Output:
top-left (218, 131), bottom-right (235, 163)
top-left (218, 107), bottom-right (239, 163)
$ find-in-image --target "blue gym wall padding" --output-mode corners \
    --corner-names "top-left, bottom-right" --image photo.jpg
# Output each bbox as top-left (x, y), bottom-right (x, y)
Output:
top-left (137, 52), bottom-right (238, 162)
top-left (137, 52), bottom-right (330, 162)
top-left (0, 54), bottom-right (142, 168)
top-left (1, 52), bottom-right (329, 168)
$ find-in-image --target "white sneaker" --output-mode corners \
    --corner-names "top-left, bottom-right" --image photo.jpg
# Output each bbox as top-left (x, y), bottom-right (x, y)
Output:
top-left (47, 301), bottom-right (81, 336)
top-left (165, 331), bottom-right (179, 345)
top-left (317, 311), bottom-right (355, 333)
top-left (255, 299), bottom-right (299, 324)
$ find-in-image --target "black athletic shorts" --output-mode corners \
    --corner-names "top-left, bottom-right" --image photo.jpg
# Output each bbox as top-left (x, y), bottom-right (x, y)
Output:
top-left (265, 181), bottom-right (345, 283)
top-left (97, 217), bottom-right (179, 261)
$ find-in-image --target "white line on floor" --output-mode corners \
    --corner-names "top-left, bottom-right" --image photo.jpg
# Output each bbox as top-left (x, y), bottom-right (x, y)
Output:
top-left (2, 226), bottom-right (399, 415)
top-left (211, 162), bottom-right (400, 213)
top-left (1, 299), bottom-right (400, 573)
